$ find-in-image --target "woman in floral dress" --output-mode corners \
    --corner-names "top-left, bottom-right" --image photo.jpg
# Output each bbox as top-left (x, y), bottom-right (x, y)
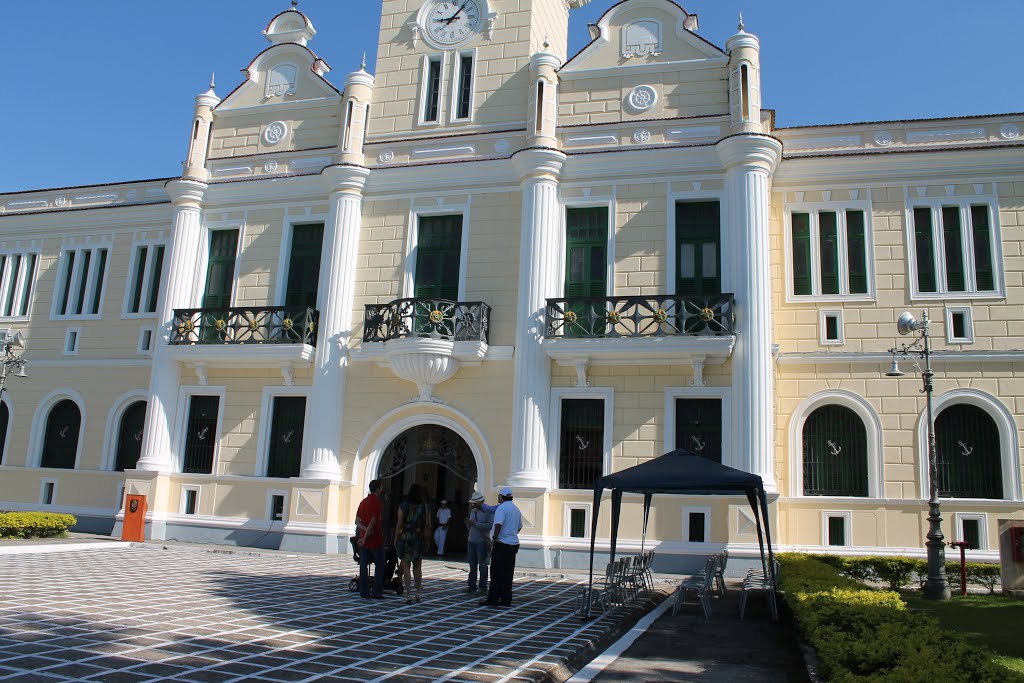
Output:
top-left (394, 484), bottom-right (430, 605)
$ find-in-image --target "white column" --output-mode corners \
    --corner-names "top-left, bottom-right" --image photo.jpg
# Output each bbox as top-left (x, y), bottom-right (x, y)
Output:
top-left (137, 180), bottom-right (208, 472)
top-left (508, 149), bottom-right (566, 489)
top-left (301, 165), bottom-right (370, 480)
top-left (717, 135), bottom-right (782, 490)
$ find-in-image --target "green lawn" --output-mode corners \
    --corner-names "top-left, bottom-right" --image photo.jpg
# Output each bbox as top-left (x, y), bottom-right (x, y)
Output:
top-left (904, 592), bottom-right (1024, 676)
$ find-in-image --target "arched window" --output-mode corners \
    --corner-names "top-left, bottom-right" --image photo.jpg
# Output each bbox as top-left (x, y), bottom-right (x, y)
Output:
top-left (41, 399), bottom-right (81, 469)
top-left (803, 404), bottom-right (868, 496)
top-left (0, 401), bottom-right (8, 464)
top-left (114, 401), bottom-right (146, 472)
top-left (935, 404), bottom-right (1002, 499)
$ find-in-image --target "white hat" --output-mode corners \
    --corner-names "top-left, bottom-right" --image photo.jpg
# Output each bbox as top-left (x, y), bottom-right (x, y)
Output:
top-left (441, 499), bottom-right (448, 504)
top-left (499, 486), bottom-right (513, 497)
top-left (469, 492), bottom-right (485, 503)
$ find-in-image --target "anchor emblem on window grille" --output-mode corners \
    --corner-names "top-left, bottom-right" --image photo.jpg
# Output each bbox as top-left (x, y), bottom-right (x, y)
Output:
top-left (197, 427), bottom-right (209, 441)
top-left (282, 429), bottom-right (295, 444)
top-left (958, 441), bottom-right (973, 456)
top-left (827, 440), bottom-right (842, 456)
top-left (575, 435), bottom-right (589, 450)
top-left (59, 426), bottom-right (70, 438)
top-left (690, 435), bottom-right (705, 452)
top-left (134, 430), bottom-right (143, 442)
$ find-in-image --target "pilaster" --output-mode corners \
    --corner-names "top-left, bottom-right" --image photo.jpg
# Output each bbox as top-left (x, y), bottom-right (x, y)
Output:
top-left (302, 164), bottom-right (370, 481)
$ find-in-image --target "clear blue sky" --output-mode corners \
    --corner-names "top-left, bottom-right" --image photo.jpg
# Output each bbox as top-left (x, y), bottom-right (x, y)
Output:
top-left (1, 0), bottom-right (1018, 193)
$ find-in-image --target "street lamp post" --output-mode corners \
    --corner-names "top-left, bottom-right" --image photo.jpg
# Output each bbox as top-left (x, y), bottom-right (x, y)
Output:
top-left (885, 310), bottom-right (951, 600)
top-left (0, 330), bottom-right (28, 402)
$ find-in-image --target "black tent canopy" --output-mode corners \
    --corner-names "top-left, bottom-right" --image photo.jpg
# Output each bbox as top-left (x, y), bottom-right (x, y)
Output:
top-left (585, 449), bottom-right (778, 618)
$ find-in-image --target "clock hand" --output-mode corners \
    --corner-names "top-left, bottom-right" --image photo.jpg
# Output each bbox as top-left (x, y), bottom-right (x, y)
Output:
top-left (445, 1), bottom-right (470, 25)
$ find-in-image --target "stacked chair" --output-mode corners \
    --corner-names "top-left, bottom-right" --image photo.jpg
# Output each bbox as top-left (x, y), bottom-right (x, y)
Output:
top-left (738, 559), bottom-right (779, 621)
top-left (575, 550), bottom-right (656, 616)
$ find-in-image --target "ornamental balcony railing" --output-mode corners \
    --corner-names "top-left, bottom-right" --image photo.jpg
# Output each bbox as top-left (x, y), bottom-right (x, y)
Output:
top-left (169, 306), bottom-right (319, 346)
top-left (545, 294), bottom-right (735, 338)
top-left (363, 298), bottom-right (491, 344)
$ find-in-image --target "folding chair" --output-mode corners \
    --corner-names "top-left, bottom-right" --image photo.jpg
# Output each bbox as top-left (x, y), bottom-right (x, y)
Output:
top-left (672, 556), bottom-right (715, 619)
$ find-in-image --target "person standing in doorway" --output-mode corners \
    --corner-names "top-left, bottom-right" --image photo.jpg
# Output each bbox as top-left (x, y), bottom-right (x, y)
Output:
top-left (480, 487), bottom-right (522, 607)
top-left (465, 491), bottom-right (493, 594)
top-left (395, 484), bottom-right (430, 605)
top-left (434, 499), bottom-right (452, 557)
top-left (355, 479), bottom-right (384, 599)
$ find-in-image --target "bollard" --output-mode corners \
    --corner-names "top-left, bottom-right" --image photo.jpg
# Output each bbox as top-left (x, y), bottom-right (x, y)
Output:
top-left (121, 494), bottom-right (148, 542)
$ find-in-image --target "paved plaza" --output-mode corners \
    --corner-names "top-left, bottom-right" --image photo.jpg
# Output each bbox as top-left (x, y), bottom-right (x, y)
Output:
top-left (0, 544), bottom-right (644, 682)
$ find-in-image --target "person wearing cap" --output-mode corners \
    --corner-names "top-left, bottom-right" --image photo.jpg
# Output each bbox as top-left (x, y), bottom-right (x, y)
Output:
top-left (480, 486), bottom-right (522, 607)
top-left (465, 491), bottom-right (494, 593)
top-left (433, 499), bottom-right (452, 557)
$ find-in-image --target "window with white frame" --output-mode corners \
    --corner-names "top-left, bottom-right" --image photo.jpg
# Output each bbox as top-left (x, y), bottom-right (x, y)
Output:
top-left (909, 201), bottom-right (999, 297)
top-left (824, 511), bottom-right (851, 546)
top-left (137, 327), bottom-right (154, 354)
top-left (453, 51), bottom-right (475, 121)
top-left (789, 207), bottom-right (870, 298)
top-left (269, 492), bottom-right (287, 522)
top-left (683, 506), bottom-right (711, 544)
top-left (421, 54), bottom-right (444, 124)
top-left (0, 251), bottom-right (39, 319)
top-left (954, 513), bottom-right (987, 550)
top-left (946, 306), bottom-right (973, 344)
top-left (558, 398), bottom-right (605, 489)
top-left (820, 310), bottom-right (843, 345)
top-left (54, 245), bottom-right (109, 318)
top-left (181, 486), bottom-right (200, 515)
top-left (125, 242), bottom-right (166, 315)
top-left (40, 479), bottom-right (57, 506)
top-left (564, 504), bottom-right (591, 539)
top-left (63, 328), bottom-right (80, 355)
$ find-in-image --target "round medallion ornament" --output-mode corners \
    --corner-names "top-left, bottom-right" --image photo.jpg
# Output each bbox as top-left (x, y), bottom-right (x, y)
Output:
top-left (54, 196), bottom-right (66, 207)
top-left (564, 310), bottom-right (578, 324)
top-left (248, 320), bottom-right (260, 332)
top-left (1000, 124), bottom-right (1020, 139)
top-left (874, 131), bottom-right (893, 146)
top-left (282, 318), bottom-right (294, 330)
top-left (264, 160), bottom-right (279, 173)
top-left (606, 310), bottom-right (621, 325)
top-left (653, 309), bottom-right (668, 323)
top-left (627, 85), bottom-right (658, 112)
top-left (214, 319), bottom-right (227, 331)
top-left (699, 307), bottom-right (716, 322)
top-left (378, 150), bottom-right (395, 163)
top-left (264, 121), bottom-right (288, 145)
top-left (428, 309), bottom-right (445, 324)
top-left (179, 320), bottom-right (195, 335)
top-left (494, 139), bottom-right (510, 155)
top-left (633, 129), bottom-right (651, 144)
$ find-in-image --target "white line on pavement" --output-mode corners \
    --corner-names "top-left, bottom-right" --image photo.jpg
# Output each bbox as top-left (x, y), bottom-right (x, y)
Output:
top-left (565, 595), bottom-right (674, 683)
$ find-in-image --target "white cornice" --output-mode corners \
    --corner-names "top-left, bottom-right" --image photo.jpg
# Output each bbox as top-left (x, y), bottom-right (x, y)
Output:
top-left (164, 344), bottom-right (315, 368)
top-left (545, 336), bottom-right (734, 365)
top-left (214, 95), bottom-right (342, 118)
top-left (559, 56), bottom-right (728, 81)
top-left (775, 146), bottom-right (1024, 184)
top-left (776, 350), bottom-right (1024, 366)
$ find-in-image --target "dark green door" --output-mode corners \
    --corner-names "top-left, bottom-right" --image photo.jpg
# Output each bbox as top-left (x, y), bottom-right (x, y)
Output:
top-left (564, 207), bottom-right (608, 336)
top-left (266, 396), bottom-right (306, 478)
top-left (675, 399), bottom-right (723, 463)
top-left (284, 224), bottom-right (324, 309)
top-left (114, 401), bottom-right (147, 472)
top-left (415, 215), bottom-right (462, 301)
top-left (41, 400), bottom-right (81, 469)
top-left (676, 202), bottom-right (721, 296)
top-left (201, 229), bottom-right (239, 340)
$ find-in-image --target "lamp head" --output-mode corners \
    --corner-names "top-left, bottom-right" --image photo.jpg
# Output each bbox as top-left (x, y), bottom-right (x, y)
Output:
top-left (897, 311), bottom-right (922, 336)
top-left (884, 358), bottom-right (905, 377)
top-left (15, 364), bottom-right (27, 379)
top-left (3, 331), bottom-right (23, 349)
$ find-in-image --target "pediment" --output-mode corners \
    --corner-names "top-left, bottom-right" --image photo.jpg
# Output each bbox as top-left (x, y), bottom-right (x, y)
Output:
top-left (216, 42), bottom-right (340, 113)
top-left (561, 0), bottom-right (725, 74)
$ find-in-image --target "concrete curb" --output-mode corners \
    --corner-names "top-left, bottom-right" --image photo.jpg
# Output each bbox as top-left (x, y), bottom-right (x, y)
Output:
top-left (0, 541), bottom-right (132, 555)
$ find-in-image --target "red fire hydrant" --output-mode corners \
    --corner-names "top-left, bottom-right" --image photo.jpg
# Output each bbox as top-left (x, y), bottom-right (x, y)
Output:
top-left (949, 541), bottom-right (971, 596)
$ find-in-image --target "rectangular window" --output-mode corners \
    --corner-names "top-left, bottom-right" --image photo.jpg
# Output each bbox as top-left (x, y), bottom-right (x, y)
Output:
top-left (284, 224), bottom-right (325, 309)
top-left (55, 246), bottom-right (108, 317)
top-left (455, 53), bottom-right (474, 120)
top-left (415, 215), bottom-right (463, 301)
top-left (182, 488), bottom-right (199, 515)
top-left (423, 56), bottom-right (442, 123)
top-left (138, 328), bottom-right (154, 354)
top-left (688, 512), bottom-right (706, 543)
top-left (676, 202), bottom-right (721, 296)
top-left (535, 81), bottom-right (545, 134)
top-left (569, 507), bottom-right (587, 539)
top-left (826, 514), bottom-right (848, 546)
top-left (789, 208), bottom-right (870, 298)
top-left (41, 481), bottom-right (56, 506)
top-left (961, 518), bottom-right (981, 550)
top-left (946, 306), bottom-right (973, 344)
top-left (675, 398), bottom-right (723, 463)
top-left (64, 328), bottom-right (80, 355)
top-left (126, 243), bottom-right (166, 314)
top-left (0, 251), bottom-right (38, 318)
top-left (911, 202), bottom-right (999, 296)
top-left (559, 399), bottom-right (605, 489)
top-left (182, 395), bottom-right (219, 475)
top-left (271, 494), bottom-right (285, 522)
top-left (266, 396), bottom-right (306, 479)
top-left (820, 310), bottom-right (843, 345)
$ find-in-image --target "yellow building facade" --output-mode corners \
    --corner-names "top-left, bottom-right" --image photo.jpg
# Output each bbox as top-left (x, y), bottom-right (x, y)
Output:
top-left (0, 0), bottom-right (1021, 571)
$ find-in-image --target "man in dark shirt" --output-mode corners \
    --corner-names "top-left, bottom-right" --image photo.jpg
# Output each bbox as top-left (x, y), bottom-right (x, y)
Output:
top-left (355, 479), bottom-right (385, 599)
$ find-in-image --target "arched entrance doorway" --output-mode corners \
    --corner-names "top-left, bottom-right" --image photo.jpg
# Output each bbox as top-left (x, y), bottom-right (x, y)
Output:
top-left (377, 424), bottom-right (478, 554)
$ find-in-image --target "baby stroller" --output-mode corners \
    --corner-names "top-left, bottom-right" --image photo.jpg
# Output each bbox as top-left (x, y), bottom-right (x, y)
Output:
top-left (348, 537), bottom-right (404, 595)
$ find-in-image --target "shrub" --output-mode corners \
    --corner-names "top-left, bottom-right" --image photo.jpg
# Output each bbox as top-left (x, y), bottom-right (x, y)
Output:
top-left (0, 512), bottom-right (77, 539)
top-left (863, 557), bottom-right (921, 591)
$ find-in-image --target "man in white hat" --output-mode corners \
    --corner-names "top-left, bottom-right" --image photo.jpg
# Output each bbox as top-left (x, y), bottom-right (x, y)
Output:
top-left (480, 486), bottom-right (522, 607)
top-left (434, 499), bottom-right (452, 557)
top-left (465, 491), bottom-right (494, 593)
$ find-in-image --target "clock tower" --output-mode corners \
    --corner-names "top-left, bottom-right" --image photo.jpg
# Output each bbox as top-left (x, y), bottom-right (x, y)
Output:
top-left (369, 0), bottom-right (591, 138)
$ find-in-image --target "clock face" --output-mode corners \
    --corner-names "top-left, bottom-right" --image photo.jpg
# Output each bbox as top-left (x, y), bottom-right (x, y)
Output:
top-left (424, 0), bottom-right (482, 47)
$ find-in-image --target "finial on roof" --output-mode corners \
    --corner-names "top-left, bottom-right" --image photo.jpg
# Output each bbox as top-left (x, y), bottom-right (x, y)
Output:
top-left (543, 35), bottom-right (550, 49)
top-left (360, 53), bottom-right (367, 71)
top-left (738, 12), bottom-right (745, 32)
top-left (209, 72), bottom-right (216, 90)
top-left (291, 0), bottom-right (299, 8)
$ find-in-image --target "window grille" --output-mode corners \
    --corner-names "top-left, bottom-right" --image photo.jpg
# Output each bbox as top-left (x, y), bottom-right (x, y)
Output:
top-left (935, 404), bottom-right (1002, 499)
top-left (182, 396), bottom-right (219, 474)
top-left (114, 401), bottom-right (147, 472)
top-left (802, 405), bottom-right (868, 496)
top-left (266, 396), bottom-right (306, 478)
top-left (40, 400), bottom-right (81, 469)
top-left (558, 399), bottom-right (604, 489)
top-left (675, 399), bottom-right (722, 463)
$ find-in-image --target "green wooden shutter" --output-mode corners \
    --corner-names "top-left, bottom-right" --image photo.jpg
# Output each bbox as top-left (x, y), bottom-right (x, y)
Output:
top-left (284, 224), bottom-right (325, 309)
top-left (676, 201), bottom-right (721, 296)
top-left (791, 212), bottom-right (812, 296)
top-left (565, 207), bottom-right (608, 298)
top-left (202, 229), bottom-right (239, 309)
top-left (913, 208), bottom-right (937, 293)
top-left (267, 396), bottom-right (306, 479)
top-left (942, 206), bottom-right (966, 292)
top-left (818, 212), bottom-right (840, 295)
top-left (845, 210), bottom-right (868, 294)
top-left (970, 205), bottom-right (995, 291)
top-left (414, 215), bottom-right (462, 301)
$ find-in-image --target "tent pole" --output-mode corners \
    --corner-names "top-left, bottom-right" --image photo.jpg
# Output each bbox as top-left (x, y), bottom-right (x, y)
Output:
top-left (609, 489), bottom-right (622, 565)
top-left (750, 492), bottom-right (768, 579)
top-left (640, 493), bottom-right (652, 554)
top-left (760, 491), bottom-right (778, 594)
top-left (585, 485), bottom-right (603, 619)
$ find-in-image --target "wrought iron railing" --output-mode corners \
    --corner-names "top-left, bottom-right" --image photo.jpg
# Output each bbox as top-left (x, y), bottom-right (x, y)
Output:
top-left (169, 306), bottom-right (319, 346)
top-left (363, 298), bottom-right (491, 343)
top-left (545, 294), bottom-right (735, 338)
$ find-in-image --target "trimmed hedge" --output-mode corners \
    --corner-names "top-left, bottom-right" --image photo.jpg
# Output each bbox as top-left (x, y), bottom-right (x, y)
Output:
top-left (779, 553), bottom-right (1017, 682)
top-left (807, 554), bottom-right (1001, 593)
top-left (0, 512), bottom-right (77, 539)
